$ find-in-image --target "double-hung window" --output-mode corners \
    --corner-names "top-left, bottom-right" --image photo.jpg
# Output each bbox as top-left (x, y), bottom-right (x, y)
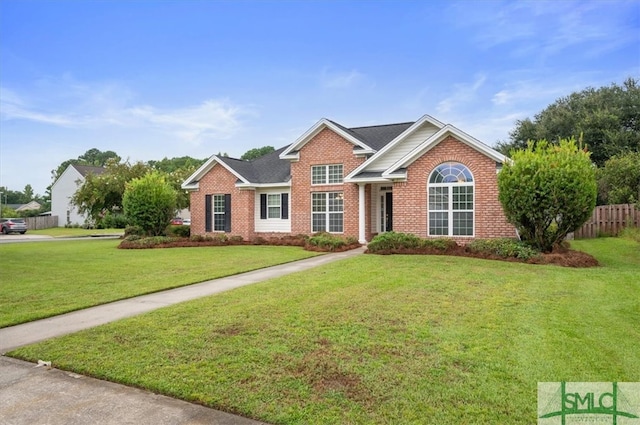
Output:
top-left (312, 164), bottom-right (343, 185)
top-left (312, 192), bottom-right (343, 232)
top-left (205, 194), bottom-right (231, 232)
top-left (428, 162), bottom-right (474, 236)
top-left (259, 193), bottom-right (289, 220)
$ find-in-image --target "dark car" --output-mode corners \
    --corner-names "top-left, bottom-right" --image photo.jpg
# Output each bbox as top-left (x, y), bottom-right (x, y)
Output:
top-left (170, 218), bottom-right (183, 225)
top-left (0, 218), bottom-right (28, 234)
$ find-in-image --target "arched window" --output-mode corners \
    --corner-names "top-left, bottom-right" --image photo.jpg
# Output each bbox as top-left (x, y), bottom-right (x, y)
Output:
top-left (428, 162), bottom-right (474, 236)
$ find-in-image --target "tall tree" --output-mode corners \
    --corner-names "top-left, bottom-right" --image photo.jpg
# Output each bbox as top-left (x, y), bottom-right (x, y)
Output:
top-left (23, 184), bottom-right (34, 202)
top-left (72, 159), bottom-right (150, 225)
top-left (51, 148), bottom-right (121, 183)
top-left (241, 146), bottom-right (275, 161)
top-left (497, 78), bottom-right (640, 166)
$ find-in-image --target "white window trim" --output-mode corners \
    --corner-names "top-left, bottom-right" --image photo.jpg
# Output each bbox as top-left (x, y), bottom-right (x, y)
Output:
top-left (427, 164), bottom-right (475, 237)
top-left (311, 164), bottom-right (344, 185)
top-left (311, 192), bottom-right (344, 233)
top-left (267, 193), bottom-right (281, 219)
top-left (213, 194), bottom-right (226, 232)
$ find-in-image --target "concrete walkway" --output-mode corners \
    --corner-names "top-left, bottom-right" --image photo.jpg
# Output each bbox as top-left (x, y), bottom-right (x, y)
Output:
top-left (0, 247), bottom-right (365, 425)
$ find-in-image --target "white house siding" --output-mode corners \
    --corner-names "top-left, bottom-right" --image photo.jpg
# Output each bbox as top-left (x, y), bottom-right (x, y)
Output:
top-left (254, 189), bottom-right (291, 233)
top-left (50, 166), bottom-right (85, 227)
top-left (364, 123), bottom-right (440, 171)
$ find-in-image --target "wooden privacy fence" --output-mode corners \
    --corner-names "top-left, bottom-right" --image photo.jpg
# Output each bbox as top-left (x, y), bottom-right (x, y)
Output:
top-left (25, 216), bottom-right (58, 230)
top-left (574, 204), bottom-right (638, 239)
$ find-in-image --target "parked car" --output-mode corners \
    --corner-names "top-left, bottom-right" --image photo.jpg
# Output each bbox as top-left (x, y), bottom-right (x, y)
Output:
top-left (182, 218), bottom-right (191, 226)
top-left (170, 218), bottom-right (183, 225)
top-left (1, 218), bottom-right (28, 234)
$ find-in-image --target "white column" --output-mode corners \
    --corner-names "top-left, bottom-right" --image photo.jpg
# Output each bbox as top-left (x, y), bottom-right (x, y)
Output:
top-left (358, 183), bottom-right (366, 244)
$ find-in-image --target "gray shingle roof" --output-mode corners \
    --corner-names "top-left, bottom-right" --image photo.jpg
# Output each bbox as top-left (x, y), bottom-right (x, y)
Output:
top-left (217, 120), bottom-right (413, 185)
top-left (348, 122), bottom-right (414, 151)
top-left (217, 145), bottom-right (291, 184)
top-left (71, 164), bottom-right (106, 177)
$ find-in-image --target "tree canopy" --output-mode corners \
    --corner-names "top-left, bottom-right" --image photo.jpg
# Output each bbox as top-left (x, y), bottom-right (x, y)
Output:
top-left (497, 78), bottom-right (640, 166)
top-left (241, 146), bottom-right (275, 161)
top-left (72, 159), bottom-right (151, 225)
top-left (51, 148), bottom-right (121, 183)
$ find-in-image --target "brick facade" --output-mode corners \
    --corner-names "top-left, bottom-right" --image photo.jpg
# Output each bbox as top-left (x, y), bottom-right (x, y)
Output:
top-left (189, 127), bottom-right (515, 243)
top-left (189, 164), bottom-right (255, 240)
top-left (393, 136), bottom-right (516, 243)
top-left (290, 128), bottom-right (367, 239)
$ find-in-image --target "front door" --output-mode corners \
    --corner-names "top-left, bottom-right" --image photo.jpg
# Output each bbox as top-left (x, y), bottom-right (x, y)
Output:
top-left (380, 188), bottom-right (393, 232)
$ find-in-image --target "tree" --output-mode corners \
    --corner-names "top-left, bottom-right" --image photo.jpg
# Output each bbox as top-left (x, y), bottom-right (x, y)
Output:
top-left (51, 148), bottom-right (121, 183)
top-left (147, 156), bottom-right (206, 211)
top-left (23, 184), bottom-right (34, 201)
top-left (123, 171), bottom-right (177, 236)
top-left (598, 152), bottom-right (640, 206)
top-left (241, 146), bottom-right (275, 161)
top-left (497, 138), bottom-right (597, 252)
top-left (497, 78), bottom-right (640, 166)
top-left (72, 159), bottom-right (150, 225)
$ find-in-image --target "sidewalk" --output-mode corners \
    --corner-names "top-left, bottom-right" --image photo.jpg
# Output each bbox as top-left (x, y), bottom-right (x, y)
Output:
top-left (0, 247), bottom-right (365, 425)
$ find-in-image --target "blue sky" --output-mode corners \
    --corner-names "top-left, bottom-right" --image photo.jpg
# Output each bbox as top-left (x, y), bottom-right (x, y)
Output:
top-left (1, 0), bottom-right (638, 196)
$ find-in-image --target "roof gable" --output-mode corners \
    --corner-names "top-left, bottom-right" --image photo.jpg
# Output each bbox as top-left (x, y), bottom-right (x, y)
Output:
top-left (345, 114), bottom-right (445, 181)
top-left (279, 119), bottom-right (375, 159)
top-left (382, 124), bottom-right (507, 177)
top-left (182, 146), bottom-right (292, 190)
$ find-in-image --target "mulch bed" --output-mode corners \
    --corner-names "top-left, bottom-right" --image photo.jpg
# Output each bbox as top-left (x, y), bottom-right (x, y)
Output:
top-left (119, 236), bottom-right (598, 268)
top-left (365, 244), bottom-right (599, 268)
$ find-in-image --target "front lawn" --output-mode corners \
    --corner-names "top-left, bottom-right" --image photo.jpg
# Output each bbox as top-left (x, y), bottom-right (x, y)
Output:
top-left (8, 238), bottom-right (640, 424)
top-left (0, 240), bottom-right (319, 327)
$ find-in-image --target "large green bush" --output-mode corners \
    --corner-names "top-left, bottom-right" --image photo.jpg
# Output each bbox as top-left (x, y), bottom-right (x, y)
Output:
top-left (122, 171), bottom-right (177, 236)
top-left (498, 138), bottom-right (597, 252)
top-left (598, 151), bottom-right (640, 206)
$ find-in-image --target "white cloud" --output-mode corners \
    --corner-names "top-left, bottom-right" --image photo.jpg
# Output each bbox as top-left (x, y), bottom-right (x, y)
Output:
top-left (446, 0), bottom-right (638, 59)
top-left (0, 78), bottom-right (248, 146)
top-left (436, 74), bottom-right (487, 114)
top-left (320, 68), bottom-right (367, 89)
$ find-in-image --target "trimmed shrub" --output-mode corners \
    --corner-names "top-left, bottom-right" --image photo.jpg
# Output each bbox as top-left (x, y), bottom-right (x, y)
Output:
top-left (99, 212), bottom-right (128, 229)
top-left (420, 238), bottom-right (458, 251)
top-left (367, 232), bottom-right (423, 252)
top-left (306, 233), bottom-right (356, 251)
top-left (498, 138), bottom-right (597, 252)
top-left (467, 238), bottom-right (540, 260)
top-left (122, 171), bottom-right (177, 237)
top-left (166, 225), bottom-right (190, 238)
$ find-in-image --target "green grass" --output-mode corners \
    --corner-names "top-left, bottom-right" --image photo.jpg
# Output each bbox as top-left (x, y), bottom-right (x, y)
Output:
top-left (8, 238), bottom-right (640, 424)
top-left (28, 227), bottom-right (124, 237)
top-left (0, 240), bottom-right (319, 327)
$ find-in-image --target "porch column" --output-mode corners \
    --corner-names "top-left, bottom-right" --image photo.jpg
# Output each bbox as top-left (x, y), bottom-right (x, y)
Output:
top-left (358, 183), bottom-right (366, 244)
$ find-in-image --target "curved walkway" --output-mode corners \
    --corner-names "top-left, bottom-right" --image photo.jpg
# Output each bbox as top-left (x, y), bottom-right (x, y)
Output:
top-left (0, 247), bottom-right (365, 425)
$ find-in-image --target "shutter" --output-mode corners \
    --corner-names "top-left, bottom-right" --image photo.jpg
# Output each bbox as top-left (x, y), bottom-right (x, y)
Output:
top-left (281, 193), bottom-right (289, 219)
top-left (260, 194), bottom-right (267, 220)
top-left (205, 195), bottom-right (212, 232)
top-left (224, 194), bottom-right (232, 232)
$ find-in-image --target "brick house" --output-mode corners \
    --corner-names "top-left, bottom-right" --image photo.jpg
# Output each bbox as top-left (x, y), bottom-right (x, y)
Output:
top-left (182, 114), bottom-right (516, 243)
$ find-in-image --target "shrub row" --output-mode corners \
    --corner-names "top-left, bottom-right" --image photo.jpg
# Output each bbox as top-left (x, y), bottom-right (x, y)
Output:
top-left (367, 232), bottom-right (457, 253)
top-left (466, 238), bottom-right (540, 260)
top-left (366, 232), bottom-right (541, 260)
top-left (119, 232), bottom-right (360, 252)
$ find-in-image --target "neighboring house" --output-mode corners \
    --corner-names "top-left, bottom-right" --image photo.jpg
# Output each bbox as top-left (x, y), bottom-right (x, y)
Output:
top-left (6, 201), bottom-right (42, 212)
top-left (182, 114), bottom-right (516, 244)
top-left (51, 164), bottom-right (105, 227)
